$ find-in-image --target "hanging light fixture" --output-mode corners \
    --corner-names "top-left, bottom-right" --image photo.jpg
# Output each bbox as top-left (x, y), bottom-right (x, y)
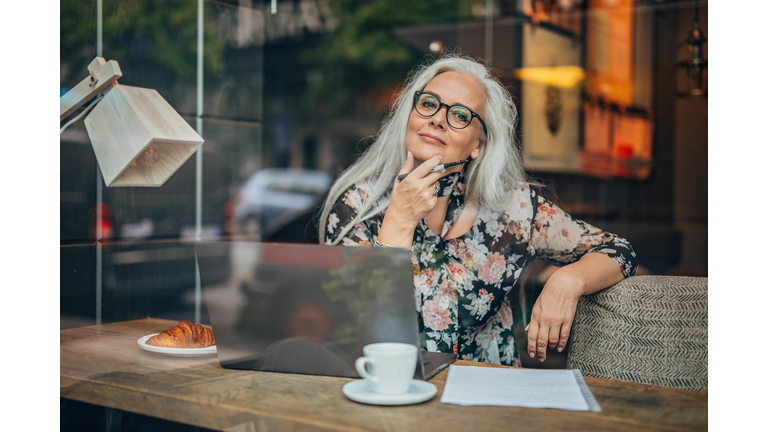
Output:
top-left (677, 0), bottom-right (707, 98)
top-left (514, 65), bottom-right (586, 88)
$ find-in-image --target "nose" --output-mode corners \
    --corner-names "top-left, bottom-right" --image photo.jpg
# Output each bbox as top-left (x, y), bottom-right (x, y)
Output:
top-left (430, 104), bottom-right (448, 129)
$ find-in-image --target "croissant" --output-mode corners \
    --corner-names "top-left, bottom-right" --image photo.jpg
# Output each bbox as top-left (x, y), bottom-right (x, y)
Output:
top-left (146, 320), bottom-right (215, 348)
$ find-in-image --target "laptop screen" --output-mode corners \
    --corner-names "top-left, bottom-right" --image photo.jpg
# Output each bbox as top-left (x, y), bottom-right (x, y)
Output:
top-left (196, 241), bottom-right (423, 378)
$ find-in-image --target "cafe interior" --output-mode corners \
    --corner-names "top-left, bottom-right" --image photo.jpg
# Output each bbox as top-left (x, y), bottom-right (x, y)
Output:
top-left (59, 0), bottom-right (710, 430)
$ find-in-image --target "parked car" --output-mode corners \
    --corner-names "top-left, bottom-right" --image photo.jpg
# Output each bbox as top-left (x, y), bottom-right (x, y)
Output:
top-left (234, 168), bottom-right (333, 240)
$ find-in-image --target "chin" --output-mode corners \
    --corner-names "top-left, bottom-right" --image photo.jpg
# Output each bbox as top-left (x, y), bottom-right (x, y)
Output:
top-left (411, 150), bottom-right (440, 164)
top-left (406, 144), bottom-right (435, 162)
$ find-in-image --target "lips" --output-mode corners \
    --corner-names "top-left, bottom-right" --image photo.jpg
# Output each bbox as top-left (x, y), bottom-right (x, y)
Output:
top-left (419, 133), bottom-right (445, 146)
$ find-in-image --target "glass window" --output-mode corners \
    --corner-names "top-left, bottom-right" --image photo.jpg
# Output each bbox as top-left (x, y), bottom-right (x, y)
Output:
top-left (60, 1), bottom-right (708, 428)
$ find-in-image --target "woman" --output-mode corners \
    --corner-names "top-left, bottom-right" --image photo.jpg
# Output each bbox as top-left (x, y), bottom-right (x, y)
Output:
top-left (319, 55), bottom-right (637, 366)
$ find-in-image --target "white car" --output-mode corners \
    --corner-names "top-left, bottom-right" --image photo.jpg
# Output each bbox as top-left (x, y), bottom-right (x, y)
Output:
top-left (234, 168), bottom-right (333, 239)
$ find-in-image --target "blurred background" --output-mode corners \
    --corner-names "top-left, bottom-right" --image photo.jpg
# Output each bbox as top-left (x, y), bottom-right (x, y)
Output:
top-left (61, 0), bottom-right (707, 366)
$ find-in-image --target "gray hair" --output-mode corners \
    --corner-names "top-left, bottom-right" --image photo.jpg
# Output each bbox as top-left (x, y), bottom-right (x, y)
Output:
top-left (319, 54), bottom-right (528, 245)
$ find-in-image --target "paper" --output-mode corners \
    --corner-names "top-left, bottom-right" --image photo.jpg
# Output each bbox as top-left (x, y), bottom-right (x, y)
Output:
top-left (440, 365), bottom-right (599, 411)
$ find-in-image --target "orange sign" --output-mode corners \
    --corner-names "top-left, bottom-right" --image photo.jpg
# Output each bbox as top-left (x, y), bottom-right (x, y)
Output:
top-left (586, 0), bottom-right (634, 105)
top-left (580, 102), bottom-right (653, 180)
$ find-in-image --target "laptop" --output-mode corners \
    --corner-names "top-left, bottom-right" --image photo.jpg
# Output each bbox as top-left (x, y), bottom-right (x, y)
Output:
top-left (195, 241), bottom-right (455, 380)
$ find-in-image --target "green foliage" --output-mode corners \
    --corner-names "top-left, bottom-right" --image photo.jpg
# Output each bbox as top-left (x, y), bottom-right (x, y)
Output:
top-left (306, 0), bottom-right (476, 115)
top-left (320, 249), bottom-right (410, 344)
top-left (360, 268), bottom-right (394, 300)
top-left (60, 0), bottom-right (225, 86)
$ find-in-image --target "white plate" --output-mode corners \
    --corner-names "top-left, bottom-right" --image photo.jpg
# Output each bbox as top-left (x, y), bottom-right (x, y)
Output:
top-left (342, 379), bottom-right (437, 406)
top-left (137, 334), bottom-right (217, 357)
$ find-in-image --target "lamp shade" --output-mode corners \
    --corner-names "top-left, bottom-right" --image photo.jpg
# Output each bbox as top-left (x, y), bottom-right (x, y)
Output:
top-left (84, 84), bottom-right (203, 187)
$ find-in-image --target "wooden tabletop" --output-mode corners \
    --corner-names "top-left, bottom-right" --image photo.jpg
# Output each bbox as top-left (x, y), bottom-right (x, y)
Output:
top-left (60, 318), bottom-right (707, 431)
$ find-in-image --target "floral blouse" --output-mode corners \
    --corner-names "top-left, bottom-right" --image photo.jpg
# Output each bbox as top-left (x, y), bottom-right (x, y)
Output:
top-left (325, 171), bottom-right (637, 366)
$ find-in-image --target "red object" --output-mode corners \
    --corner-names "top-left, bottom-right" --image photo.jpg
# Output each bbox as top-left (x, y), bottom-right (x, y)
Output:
top-left (92, 203), bottom-right (113, 242)
top-left (616, 142), bottom-right (634, 158)
top-left (263, 246), bottom-right (343, 270)
top-left (223, 200), bottom-right (235, 236)
top-left (615, 142), bottom-right (634, 178)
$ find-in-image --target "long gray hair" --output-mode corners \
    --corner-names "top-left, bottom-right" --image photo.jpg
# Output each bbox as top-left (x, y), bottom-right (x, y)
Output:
top-left (319, 54), bottom-right (527, 245)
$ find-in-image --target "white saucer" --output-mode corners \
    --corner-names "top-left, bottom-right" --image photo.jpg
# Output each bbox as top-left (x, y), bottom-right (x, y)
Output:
top-left (342, 379), bottom-right (437, 406)
top-left (137, 334), bottom-right (217, 357)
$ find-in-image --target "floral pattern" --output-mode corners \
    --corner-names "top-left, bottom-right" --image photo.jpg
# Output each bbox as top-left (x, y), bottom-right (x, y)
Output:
top-left (326, 171), bottom-right (637, 366)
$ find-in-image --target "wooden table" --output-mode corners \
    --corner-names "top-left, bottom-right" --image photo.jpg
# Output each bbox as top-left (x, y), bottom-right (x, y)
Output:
top-left (60, 319), bottom-right (707, 431)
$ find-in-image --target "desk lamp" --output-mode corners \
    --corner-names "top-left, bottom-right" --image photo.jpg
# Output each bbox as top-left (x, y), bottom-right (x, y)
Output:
top-left (60, 57), bottom-right (204, 187)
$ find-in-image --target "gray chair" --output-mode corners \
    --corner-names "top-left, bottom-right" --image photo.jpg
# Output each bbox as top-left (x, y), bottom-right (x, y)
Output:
top-left (566, 275), bottom-right (708, 392)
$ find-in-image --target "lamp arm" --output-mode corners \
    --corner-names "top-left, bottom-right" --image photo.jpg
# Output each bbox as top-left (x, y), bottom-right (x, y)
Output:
top-left (60, 57), bottom-right (122, 122)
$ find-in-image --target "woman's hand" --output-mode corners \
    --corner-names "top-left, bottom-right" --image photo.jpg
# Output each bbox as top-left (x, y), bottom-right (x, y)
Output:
top-left (391, 151), bottom-right (446, 224)
top-left (525, 269), bottom-right (585, 362)
top-left (377, 152), bottom-right (445, 246)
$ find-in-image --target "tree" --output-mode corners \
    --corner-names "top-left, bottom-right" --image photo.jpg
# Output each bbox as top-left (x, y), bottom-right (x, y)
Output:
top-left (305, 0), bottom-right (475, 115)
top-left (60, 0), bottom-right (225, 87)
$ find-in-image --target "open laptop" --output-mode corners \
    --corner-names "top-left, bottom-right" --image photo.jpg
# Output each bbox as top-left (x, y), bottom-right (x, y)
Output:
top-left (195, 241), bottom-right (455, 380)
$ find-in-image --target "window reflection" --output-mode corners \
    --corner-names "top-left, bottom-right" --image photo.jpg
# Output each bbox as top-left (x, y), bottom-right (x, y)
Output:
top-left (61, 3), bottom-right (708, 430)
top-left (60, 0), bottom-right (707, 343)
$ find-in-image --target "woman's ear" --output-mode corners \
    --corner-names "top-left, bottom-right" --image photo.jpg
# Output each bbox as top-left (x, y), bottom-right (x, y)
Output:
top-left (470, 144), bottom-right (481, 160)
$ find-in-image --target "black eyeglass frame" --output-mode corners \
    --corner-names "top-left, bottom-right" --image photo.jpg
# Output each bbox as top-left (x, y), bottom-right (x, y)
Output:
top-left (413, 90), bottom-right (489, 137)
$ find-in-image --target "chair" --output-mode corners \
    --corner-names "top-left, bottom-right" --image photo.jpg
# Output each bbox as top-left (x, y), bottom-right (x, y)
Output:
top-left (566, 275), bottom-right (708, 392)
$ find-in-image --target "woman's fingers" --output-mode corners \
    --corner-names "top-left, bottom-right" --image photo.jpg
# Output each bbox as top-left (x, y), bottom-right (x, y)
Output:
top-left (389, 153), bottom-right (448, 223)
top-left (527, 302), bottom-right (549, 361)
top-left (409, 155), bottom-right (443, 179)
top-left (557, 322), bottom-right (571, 353)
top-left (536, 324), bottom-right (549, 362)
top-left (398, 154), bottom-right (443, 184)
top-left (397, 151), bottom-right (415, 179)
top-left (528, 301), bottom-right (569, 362)
top-left (400, 155), bottom-right (444, 200)
top-left (526, 320), bottom-right (539, 359)
top-left (525, 272), bottom-right (583, 362)
top-left (547, 326), bottom-right (561, 350)
top-left (422, 169), bottom-right (447, 188)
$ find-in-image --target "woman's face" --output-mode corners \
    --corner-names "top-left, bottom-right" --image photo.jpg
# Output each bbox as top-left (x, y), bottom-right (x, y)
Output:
top-left (405, 71), bottom-right (486, 172)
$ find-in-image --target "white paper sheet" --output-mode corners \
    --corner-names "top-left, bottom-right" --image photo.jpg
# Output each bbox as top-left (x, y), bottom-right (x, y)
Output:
top-left (440, 365), bottom-right (592, 411)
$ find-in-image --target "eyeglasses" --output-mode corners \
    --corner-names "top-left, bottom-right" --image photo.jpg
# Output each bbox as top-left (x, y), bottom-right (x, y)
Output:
top-left (413, 91), bottom-right (488, 136)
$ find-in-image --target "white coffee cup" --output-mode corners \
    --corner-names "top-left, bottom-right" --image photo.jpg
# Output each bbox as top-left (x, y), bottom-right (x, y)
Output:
top-left (355, 342), bottom-right (418, 395)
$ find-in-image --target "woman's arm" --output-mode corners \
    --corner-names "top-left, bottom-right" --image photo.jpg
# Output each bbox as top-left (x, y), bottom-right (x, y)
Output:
top-left (525, 194), bottom-right (637, 362)
top-left (526, 252), bottom-right (625, 362)
top-left (324, 184), bottom-right (376, 246)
